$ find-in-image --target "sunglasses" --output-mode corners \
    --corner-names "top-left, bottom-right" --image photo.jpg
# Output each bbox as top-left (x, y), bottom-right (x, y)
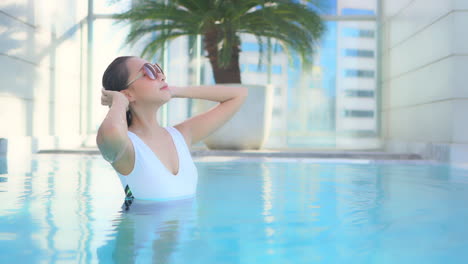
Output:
top-left (126, 62), bottom-right (165, 88)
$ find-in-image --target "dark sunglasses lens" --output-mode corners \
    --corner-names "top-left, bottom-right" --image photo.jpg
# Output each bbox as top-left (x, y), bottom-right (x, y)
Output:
top-left (143, 64), bottom-right (157, 80)
top-left (155, 63), bottom-right (164, 75)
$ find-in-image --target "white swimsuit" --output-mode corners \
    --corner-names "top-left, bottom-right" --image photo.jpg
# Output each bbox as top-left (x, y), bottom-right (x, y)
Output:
top-left (115, 126), bottom-right (198, 201)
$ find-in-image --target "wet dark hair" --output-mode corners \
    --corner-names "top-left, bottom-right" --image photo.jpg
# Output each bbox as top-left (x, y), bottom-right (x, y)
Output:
top-left (102, 56), bottom-right (135, 127)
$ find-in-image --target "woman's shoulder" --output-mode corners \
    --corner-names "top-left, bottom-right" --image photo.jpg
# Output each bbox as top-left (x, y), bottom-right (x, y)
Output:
top-left (170, 124), bottom-right (192, 148)
top-left (105, 129), bottom-right (140, 176)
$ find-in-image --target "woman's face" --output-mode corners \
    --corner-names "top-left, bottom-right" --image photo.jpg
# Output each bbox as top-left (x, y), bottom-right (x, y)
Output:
top-left (125, 57), bottom-right (169, 105)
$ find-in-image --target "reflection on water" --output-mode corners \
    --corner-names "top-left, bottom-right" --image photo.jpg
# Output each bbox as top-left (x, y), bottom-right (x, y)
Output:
top-left (98, 197), bottom-right (198, 263)
top-left (1, 154), bottom-right (468, 263)
top-left (0, 157), bottom-right (6, 185)
top-left (0, 157), bottom-right (7, 175)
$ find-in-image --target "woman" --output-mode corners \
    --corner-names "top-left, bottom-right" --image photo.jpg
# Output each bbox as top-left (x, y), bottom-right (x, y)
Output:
top-left (97, 56), bottom-right (248, 205)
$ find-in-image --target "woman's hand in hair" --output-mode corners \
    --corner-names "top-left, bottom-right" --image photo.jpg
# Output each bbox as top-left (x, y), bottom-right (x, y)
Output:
top-left (101, 88), bottom-right (130, 111)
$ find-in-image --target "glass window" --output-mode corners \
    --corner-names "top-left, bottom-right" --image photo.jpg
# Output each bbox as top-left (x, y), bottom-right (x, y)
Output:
top-left (337, 0), bottom-right (377, 16)
top-left (272, 43), bottom-right (283, 53)
top-left (272, 65), bottom-right (282, 74)
top-left (248, 64), bottom-right (267, 73)
top-left (341, 8), bottom-right (375, 15)
top-left (240, 64), bottom-right (246, 73)
top-left (343, 49), bottom-right (374, 58)
top-left (343, 110), bottom-right (374, 118)
top-left (273, 108), bottom-right (282, 116)
top-left (344, 69), bottom-right (375, 78)
top-left (275, 87), bottom-right (282, 96)
top-left (242, 42), bottom-right (259, 52)
top-left (282, 18), bottom-right (377, 149)
top-left (93, 0), bottom-right (378, 151)
top-left (310, 0), bottom-right (377, 16)
top-left (241, 42), bottom-right (284, 53)
top-left (345, 90), bottom-right (374, 97)
top-left (342, 28), bottom-right (375, 38)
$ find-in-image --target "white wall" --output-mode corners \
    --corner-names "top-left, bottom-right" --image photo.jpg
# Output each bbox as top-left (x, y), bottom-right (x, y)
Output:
top-left (0, 0), bottom-right (148, 154)
top-left (381, 0), bottom-right (468, 164)
top-left (0, 0), bottom-right (88, 156)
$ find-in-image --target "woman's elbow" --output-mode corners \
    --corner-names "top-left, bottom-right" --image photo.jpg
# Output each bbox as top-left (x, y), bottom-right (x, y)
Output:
top-left (240, 86), bottom-right (248, 97)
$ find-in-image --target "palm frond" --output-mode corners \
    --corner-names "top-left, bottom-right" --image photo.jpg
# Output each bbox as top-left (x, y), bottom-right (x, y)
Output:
top-left (238, 1), bottom-right (325, 69)
top-left (111, 0), bottom-right (326, 79)
top-left (140, 31), bottom-right (193, 62)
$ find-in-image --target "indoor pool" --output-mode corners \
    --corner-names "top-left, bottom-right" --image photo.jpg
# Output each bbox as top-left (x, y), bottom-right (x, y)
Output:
top-left (1, 154), bottom-right (468, 263)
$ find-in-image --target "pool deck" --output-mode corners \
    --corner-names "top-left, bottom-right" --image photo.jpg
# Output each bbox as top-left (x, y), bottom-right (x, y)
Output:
top-left (37, 146), bottom-right (423, 161)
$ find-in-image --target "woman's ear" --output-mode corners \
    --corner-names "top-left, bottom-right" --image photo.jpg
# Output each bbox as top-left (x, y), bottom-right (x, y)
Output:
top-left (121, 89), bottom-right (135, 103)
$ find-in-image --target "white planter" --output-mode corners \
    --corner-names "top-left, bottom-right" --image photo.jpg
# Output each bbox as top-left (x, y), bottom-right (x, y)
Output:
top-left (192, 84), bottom-right (274, 150)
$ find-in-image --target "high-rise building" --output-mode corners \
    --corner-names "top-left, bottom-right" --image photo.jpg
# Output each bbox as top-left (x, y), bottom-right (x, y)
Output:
top-left (335, 0), bottom-right (379, 148)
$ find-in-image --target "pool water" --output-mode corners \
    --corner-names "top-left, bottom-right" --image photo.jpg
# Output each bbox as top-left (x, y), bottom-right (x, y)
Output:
top-left (1, 154), bottom-right (468, 263)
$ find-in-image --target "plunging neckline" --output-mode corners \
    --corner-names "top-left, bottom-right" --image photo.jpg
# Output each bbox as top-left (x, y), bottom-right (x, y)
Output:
top-left (129, 127), bottom-right (181, 176)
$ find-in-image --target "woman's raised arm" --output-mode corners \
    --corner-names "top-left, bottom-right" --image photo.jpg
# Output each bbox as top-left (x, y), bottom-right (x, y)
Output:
top-left (169, 85), bottom-right (248, 146)
top-left (96, 89), bottom-right (132, 165)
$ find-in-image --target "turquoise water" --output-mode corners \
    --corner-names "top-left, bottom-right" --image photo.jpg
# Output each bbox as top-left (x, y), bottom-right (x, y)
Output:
top-left (1, 154), bottom-right (468, 263)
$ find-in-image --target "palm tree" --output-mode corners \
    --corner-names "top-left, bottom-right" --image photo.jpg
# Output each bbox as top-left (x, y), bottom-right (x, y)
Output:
top-left (113, 0), bottom-right (325, 84)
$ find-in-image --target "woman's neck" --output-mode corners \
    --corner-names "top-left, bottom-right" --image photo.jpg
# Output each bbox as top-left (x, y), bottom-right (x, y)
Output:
top-left (128, 105), bottom-right (165, 137)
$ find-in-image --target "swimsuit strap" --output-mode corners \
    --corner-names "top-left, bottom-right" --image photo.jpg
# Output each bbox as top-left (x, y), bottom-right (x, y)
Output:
top-left (123, 184), bottom-right (135, 211)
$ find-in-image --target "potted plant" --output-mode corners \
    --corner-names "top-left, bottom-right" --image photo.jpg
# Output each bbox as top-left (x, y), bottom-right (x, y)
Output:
top-left (113, 0), bottom-right (325, 150)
